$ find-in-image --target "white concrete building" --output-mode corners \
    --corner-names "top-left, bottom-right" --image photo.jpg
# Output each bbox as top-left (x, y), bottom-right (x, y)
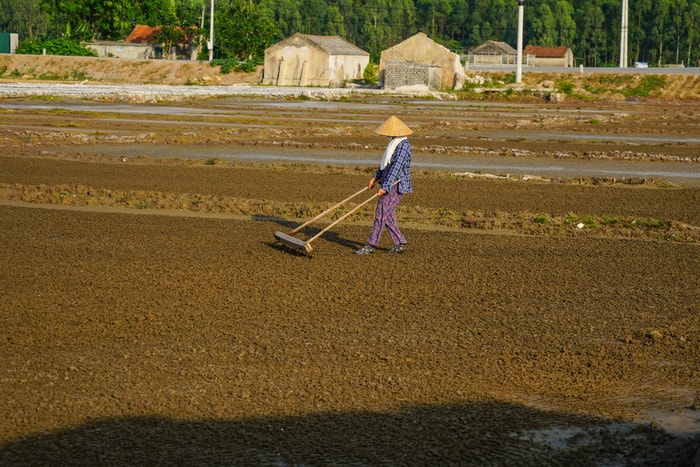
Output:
top-left (263, 33), bottom-right (369, 87)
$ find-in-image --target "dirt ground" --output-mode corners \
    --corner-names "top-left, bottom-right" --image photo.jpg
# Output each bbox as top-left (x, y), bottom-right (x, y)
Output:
top-left (0, 75), bottom-right (699, 464)
top-left (0, 54), bottom-right (261, 86)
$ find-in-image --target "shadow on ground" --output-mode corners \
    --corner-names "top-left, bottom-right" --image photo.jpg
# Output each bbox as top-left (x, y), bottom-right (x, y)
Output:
top-left (1, 401), bottom-right (697, 465)
top-left (255, 214), bottom-right (367, 255)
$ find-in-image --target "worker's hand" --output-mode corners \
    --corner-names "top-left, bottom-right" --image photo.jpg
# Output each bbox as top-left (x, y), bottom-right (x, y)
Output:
top-left (377, 188), bottom-right (387, 197)
top-left (368, 177), bottom-right (377, 189)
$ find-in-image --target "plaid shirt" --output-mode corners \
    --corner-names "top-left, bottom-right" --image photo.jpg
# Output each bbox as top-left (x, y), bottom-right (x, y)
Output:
top-left (374, 139), bottom-right (412, 194)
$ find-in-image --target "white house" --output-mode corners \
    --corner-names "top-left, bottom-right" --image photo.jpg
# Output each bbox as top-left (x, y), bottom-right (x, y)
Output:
top-left (263, 33), bottom-right (369, 87)
top-left (523, 45), bottom-right (575, 67)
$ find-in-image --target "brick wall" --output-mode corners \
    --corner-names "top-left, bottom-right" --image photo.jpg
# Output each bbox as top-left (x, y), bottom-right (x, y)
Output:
top-left (383, 61), bottom-right (442, 90)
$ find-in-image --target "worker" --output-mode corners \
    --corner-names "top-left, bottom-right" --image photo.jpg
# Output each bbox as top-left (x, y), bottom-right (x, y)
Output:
top-left (355, 115), bottom-right (413, 255)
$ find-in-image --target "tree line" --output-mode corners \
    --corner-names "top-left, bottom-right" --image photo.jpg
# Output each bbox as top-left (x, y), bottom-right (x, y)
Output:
top-left (1, 0), bottom-right (698, 67)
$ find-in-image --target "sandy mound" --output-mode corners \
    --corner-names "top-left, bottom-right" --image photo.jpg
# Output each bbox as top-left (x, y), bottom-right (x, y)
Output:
top-left (0, 54), bottom-right (260, 85)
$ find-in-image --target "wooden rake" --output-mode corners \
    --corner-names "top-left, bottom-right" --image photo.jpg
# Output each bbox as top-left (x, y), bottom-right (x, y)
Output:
top-left (274, 183), bottom-right (390, 254)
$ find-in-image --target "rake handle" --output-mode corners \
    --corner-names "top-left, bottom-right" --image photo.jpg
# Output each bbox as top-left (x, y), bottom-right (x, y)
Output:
top-left (306, 192), bottom-right (379, 244)
top-left (288, 185), bottom-right (369, 235)
top-left (306, 180), bottom-right (399, 245)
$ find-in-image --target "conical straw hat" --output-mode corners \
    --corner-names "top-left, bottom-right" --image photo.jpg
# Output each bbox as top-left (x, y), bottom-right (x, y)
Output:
top-left (374, 115), bottom-right (413, 137)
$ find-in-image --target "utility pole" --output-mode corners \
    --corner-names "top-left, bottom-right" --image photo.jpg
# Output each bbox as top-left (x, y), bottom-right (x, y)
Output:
top-left (619, 0), bottom-right (628, 68)
top-left (208, 0), bottom-right (215, 62)
top-left (516, 0), bottom-right (524, 83)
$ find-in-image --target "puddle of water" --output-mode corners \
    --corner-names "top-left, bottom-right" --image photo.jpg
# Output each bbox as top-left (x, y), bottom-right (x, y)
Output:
top-left (47, 143), bottom-right (700, 187)
top-left (635, 409), bottom-right (700, 438)
top-left (514, 410), bottom-right (699, 459)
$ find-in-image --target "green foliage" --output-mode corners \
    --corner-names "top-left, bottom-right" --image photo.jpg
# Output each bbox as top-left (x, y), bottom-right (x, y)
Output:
top-left (155, 25), bottom-right (199, 59)
top-left (0, 0), bottom-right (50, 40)
top-left (215, 0), bottom-right (279, 61)
top-left (32, 0), bottom-right (180, 41)
top-left (37, 70), bottom-right (90, 81)
top-left (600, 216), bottom-right (621, 226)
top-left (557, 80), bottom-right (575, 95)
top-left (564, 214), bottom-right (669, 231)
top-left (625, 75), bottom-right (668, 97)
top-left (15, 38), bottom-right (97, 57)
top-left (175, 0), bottom-right (208, 26)
top-left (631, 218), bottom-right (669, 229)
top-left (211, 58), bottom-right (261, 74)
top-left (565, 215), bottom-right (597, 229)
top-left (363, 62), bottom-right (378, 85)
top-left (214, 59), bottom-right (235, 74)
top-left (502, 72), bottom-right (516, 85)
top-left (582, 84), bottom-right (606, 95)
top-left (13, 0), bottom-right (700, 69)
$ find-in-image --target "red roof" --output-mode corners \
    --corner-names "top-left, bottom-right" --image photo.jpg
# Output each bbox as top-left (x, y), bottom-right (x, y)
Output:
top-left (524, 45), bottom-right (570, 58)
top-left (125, 25), bottom-right (162, 43)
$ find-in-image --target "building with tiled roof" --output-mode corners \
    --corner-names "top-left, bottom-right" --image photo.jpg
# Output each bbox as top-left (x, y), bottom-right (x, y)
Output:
top-left (88, 25), bottom-right (200, 60)
top-left (524, 45), bottom-right (575, 67)
top-left (125, 25), bottom-right (162, 43)
top-left (467, 41), bottom-right (518, 66)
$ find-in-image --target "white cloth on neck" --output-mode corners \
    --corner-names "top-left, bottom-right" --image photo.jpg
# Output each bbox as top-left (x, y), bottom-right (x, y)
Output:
top-left (379, 136), bottom-right (406, 170)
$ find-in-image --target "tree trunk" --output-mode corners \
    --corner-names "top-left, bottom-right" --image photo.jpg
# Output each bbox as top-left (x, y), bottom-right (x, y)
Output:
top-left (687, 16), bottom-right (696, 66)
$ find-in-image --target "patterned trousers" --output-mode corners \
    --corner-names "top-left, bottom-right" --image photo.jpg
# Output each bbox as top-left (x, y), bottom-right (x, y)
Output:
top-left (367, 184), bottom-right (406, 247)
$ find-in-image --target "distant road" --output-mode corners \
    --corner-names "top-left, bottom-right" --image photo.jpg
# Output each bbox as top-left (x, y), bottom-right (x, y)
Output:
top-left (467, 65), bottom-right (700, 75)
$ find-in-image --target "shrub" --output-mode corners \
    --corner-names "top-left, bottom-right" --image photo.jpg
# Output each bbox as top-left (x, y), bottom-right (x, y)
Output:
top-left (626, 75), bottom-right (667, 97)
top-left (363, 62), bottom-right (378, 84)
top-left (211, 58), bottom-right (259, 74)
top-left (557, 80), bottom-right (575, 95)
top-left (600, 216), bottom-right (621, 226)
top-left (632, 218), bottom-right (669, 229)
top-left (16, 38), bottom-right (97, 57)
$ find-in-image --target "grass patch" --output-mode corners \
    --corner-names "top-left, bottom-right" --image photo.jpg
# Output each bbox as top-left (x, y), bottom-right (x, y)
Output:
top-left (582, 84), bottom-right (608, 95)
top-left (565, 215), bottom-right (597, 228)
top-left (37, 69), bottom-right (90, 81)
top-left (556, 80), bottom-right (575, 95)
top-left (657, 181), bottom-right (676, 189)
top-left (45, 108), bottom-right (73, 115)
top-left (600, 216), bottom-right (622, 226)
top-left (632, 218), bottom-right (669, 229)
top-left (211, 58), bottom-right (259, 74)
top-left (625, 75), bottom-right (667, 97)
top-left (502, 72), bottom-right (516, 85)
top-left (564, 214), bottom-right (670, 231)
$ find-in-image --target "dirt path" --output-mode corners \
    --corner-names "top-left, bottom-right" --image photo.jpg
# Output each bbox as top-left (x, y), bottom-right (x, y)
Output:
top-left (0, 94), bottom-right (698, 465)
